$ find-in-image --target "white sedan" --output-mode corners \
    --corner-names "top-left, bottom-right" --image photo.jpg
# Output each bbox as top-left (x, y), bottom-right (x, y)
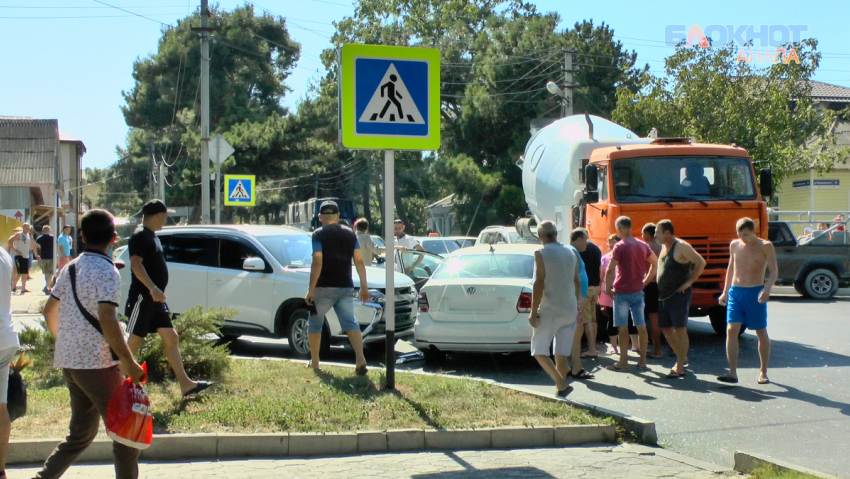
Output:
top-left (414, 244), bottom-right (542, 361)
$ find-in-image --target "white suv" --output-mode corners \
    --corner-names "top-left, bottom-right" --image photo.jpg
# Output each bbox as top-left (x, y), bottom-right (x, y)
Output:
top-left (115, 225), bottom-right (417, 359)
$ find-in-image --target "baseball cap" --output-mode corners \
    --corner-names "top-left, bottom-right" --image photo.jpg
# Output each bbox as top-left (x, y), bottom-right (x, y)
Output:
top-left (141, 199), bottom-right (175, 216)
top-left (319, 200), bottom-right (339, 215)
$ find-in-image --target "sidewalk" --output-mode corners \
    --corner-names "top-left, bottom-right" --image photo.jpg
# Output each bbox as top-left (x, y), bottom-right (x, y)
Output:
top-left (10, 445), bottom-right (736, 478)
top-left (10, 273), bottom-right (49, 315)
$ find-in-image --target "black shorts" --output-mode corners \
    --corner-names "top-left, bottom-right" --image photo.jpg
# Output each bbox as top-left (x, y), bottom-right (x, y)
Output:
top-left (125, 294), bottom-right (173, 337)
top-left (644, 282), bottom-right (659, 314)
top-left (14, 256), bottom-right (28, 275)
top-left (658, 289), bottom-right (691, 329)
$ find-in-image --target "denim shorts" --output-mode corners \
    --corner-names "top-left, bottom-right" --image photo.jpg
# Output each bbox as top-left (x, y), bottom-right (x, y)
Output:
top-left (613, 291), bottom-right (647, 328)
top-left (309, 287), bottom-right (359, 334)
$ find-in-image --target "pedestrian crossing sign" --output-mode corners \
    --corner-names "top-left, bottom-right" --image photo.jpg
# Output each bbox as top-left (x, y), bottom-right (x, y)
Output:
top-left (224, 175), bottom-right (255, 206)
top-left (340, 44), bottom-right (440, 151)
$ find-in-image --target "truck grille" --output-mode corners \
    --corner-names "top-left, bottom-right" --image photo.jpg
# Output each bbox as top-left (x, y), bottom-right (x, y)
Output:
top-left (680, 236), bottom-right (730, 291)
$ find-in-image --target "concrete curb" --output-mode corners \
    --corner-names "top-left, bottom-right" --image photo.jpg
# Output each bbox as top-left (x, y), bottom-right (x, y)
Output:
top-left (7, 425), bottom-right (616, 466)
top-left (274, 357), bottom-right (660, 446)
top-left (734, 451), bottom-right (839, 479)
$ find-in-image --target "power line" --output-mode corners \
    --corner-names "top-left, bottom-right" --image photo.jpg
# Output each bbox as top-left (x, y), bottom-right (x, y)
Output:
top-left (91, 0), bottom-right (172, 27)
top-left (0, 13), bottom-right (176, 19)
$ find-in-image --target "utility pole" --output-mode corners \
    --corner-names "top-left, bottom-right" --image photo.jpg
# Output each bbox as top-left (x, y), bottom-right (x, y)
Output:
top-left (563, 49), bottom-right (574, 117)
top-left (193, 0), bottom-right (213, 224)
top-left (159, 163), bottom-right (166, 201)
top-left (149, 141), bottom-right (156, 200)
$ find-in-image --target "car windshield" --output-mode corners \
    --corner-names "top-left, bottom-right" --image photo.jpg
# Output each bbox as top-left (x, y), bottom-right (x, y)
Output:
top-left (612, 156), bottom-right (757, 203)
top-left (421, 239), bottom-right (460, 255)
top-left (431, 254), bottom-right (534, 279)
top-left (256, 233), bottom-right (313, 267)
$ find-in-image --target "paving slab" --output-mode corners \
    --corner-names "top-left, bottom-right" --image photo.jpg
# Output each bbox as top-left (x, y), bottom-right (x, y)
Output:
top-left (9, 445), bottom-right (739, 478)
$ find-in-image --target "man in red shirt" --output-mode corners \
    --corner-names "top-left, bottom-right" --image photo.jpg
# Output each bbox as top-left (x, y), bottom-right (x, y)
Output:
top-left (605, 216), bottom-right (658, 371)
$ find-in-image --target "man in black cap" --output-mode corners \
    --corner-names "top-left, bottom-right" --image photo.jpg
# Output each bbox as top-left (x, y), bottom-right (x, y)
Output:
top-left (305, 200), bottom-right (370, 373)
top-left (125, 199), bottom-right (211, 397)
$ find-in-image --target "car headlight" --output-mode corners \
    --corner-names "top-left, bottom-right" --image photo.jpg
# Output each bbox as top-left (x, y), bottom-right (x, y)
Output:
top-left (369, 289), bottom-right (386, 302)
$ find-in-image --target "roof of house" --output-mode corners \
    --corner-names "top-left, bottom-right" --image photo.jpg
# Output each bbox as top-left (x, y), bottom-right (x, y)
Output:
top-left (59, 129), bottom-right (87, 153)
top-left (809, 81), bottom-right (850, 103)
top-left (0, 118), bottom-right (58, 185)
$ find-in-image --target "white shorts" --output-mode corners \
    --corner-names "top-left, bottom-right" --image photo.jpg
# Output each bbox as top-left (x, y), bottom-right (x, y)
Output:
top-left (530, 319), bottom-right (577, 357)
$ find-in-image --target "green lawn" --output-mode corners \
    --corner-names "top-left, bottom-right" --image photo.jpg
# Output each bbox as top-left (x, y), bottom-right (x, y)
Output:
top-left (16, 358), bottom-right (612, 439)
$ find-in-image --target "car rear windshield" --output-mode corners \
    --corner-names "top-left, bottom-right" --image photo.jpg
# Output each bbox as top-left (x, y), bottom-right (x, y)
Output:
top-left (256, 234), bottom-right (313, 267)
top-left (431, 254), bottom-right (534, 279)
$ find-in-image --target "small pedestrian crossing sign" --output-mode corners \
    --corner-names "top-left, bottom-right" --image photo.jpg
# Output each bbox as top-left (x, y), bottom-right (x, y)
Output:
top-left (340, 44), bottom-right (440, 151)
top-left (224, 175), bottom-right (255, 206)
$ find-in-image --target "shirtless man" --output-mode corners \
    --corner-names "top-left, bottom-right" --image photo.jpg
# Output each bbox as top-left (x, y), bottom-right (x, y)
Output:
top-left (717, 217), bottom-right (778, 385)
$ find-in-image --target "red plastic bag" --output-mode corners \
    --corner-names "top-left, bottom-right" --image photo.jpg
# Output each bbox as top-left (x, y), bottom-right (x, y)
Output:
top-left (106, 363), bottom-right (153, 450)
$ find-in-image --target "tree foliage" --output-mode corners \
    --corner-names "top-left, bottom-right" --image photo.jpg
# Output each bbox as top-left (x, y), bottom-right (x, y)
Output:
top-left (613, 40), bottom-right (850, 186)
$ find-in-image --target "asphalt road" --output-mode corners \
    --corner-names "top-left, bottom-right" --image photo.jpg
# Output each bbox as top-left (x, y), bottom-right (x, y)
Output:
top-left (224, 287), bottom-right (850, 477)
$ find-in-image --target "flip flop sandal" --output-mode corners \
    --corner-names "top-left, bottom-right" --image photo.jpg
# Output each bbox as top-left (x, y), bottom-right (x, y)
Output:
top-left (758, 376), bottom-right (770, 385)
top-left (580, 353), bottom-right (598, 359)
top-left (570, 369), bottom-right (595, 380)
top-left (717, 375), bottom-right (739, 384)
top-left (606, 365), bottom-right (629, 372)
top-left (355, 366), bottom-right (369, 376)
top-left (183, 381), bottom-right (214, 398)
top-left (555, 385), bottom-right (574, 397)
top-left (637, 365), bottom-right (650, 371)
top-left (666, 370), bottom-right (686, 379)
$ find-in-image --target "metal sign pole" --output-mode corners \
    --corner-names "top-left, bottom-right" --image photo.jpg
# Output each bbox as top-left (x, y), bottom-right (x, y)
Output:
top-left (384, 149), bottom-right (395, 390)
top-left (215, 157), bottom-right (221, 224)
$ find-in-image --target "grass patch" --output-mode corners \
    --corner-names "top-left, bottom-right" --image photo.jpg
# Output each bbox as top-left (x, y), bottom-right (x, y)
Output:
top-left (748, 465), bottom-right (823, 479)
top-left (16, 358), bottom-right (612, 439)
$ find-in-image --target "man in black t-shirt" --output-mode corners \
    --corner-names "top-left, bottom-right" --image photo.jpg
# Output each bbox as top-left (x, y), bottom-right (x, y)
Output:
top-left (572, 228), bottom-right (603, 358)
top-left (125, 199), bottom-right (211, 397)
top-left (305, 201), bottom-right (370, 373)
top-left (35, 225), bottom-right (55, 294)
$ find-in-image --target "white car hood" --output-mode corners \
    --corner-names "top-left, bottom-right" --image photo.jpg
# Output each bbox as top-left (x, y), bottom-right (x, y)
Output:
top-left (290, 266), bottom-right (415, 289)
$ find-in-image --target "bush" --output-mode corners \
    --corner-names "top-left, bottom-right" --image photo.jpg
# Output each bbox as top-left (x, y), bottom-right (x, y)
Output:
top-left (18, 322), bottom-right (62, 388)
top-left (136, 306), bottom-right (234, 384)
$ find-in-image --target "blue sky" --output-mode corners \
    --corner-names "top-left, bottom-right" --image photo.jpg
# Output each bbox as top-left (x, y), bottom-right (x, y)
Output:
top-left (1, 0), bottom-right (848, 170)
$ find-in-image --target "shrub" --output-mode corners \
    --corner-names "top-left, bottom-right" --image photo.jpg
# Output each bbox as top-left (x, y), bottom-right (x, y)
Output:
top-left (136, 306), bottom-right (234, 384)
top-left (18, 322), bottom-right (62, 388)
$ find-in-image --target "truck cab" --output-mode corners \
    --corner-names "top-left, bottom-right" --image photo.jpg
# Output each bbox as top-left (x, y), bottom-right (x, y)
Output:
top-left (584, 138), bottom-right (773, 335)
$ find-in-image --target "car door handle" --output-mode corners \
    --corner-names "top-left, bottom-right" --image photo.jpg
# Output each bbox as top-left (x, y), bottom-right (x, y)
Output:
top-left (211, 279), bottom-right (224, 284)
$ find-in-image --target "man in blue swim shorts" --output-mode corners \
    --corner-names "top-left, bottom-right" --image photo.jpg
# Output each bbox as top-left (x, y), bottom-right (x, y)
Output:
top-left (717, 218), bottom-right (778, 385)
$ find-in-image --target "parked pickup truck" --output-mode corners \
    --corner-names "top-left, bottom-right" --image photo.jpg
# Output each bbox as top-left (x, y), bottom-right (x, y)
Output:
top-left (768, 222), bottom-right (850, 299)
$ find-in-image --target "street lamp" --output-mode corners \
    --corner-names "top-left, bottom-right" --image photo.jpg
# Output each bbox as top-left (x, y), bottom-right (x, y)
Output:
top-left (546, 81), bottom-right (567, 118)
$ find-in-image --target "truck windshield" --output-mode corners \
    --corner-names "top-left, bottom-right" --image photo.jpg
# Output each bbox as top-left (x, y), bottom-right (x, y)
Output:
top-left (612, 156), bottom-right (757, 203)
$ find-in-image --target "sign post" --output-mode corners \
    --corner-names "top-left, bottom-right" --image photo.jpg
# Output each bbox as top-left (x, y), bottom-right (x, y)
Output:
top-left (340, 44), bottom-right (440, 390)
top-left (209, 134), bottom-right (235, 224)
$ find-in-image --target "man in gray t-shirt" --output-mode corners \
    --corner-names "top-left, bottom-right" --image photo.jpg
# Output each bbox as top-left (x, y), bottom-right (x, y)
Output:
top-left (354, 219), bottom-right (379, 263)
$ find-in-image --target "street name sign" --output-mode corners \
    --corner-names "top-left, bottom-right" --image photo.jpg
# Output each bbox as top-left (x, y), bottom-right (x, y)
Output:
top-left (224, 175), bottom-right (255, 206)
top-left (339, 44), bottom-right (440, 150)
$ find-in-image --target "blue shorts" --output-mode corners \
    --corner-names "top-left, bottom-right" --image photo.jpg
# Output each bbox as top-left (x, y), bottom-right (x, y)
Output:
top-left (727, 285), bottom-right (767, 330)
top-left (309, 287), bottom-right (359, 334)
top-left (613, 291), bottom-right (647, 328)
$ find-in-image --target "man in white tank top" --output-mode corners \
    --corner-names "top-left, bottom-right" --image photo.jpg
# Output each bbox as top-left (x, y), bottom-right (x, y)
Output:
top-left (529, 221), bottom-right (583, 396)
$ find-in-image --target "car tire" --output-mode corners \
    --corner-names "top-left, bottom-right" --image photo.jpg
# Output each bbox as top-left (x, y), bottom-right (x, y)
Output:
top-left (422, 347), bottom-right (446, 364)
top-left (804, 268), bottom-right (839, 299)
top-left (793, 281), bottom-right (809, 297)
top-left (708, 306), bottom-right (746, 337)
top-left (287, 309), bottom-right (330, 360)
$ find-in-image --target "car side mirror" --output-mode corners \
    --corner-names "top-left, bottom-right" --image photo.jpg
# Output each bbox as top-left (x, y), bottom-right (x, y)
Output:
top-left (585, 165), bottom-right (599, 192)
top-left (759, 169), bottom-right (773, 197)
top-left (243, 257), bottom-right (266, 271)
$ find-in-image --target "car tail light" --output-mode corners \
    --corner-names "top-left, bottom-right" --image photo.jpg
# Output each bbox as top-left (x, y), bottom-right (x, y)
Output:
top-left (516, 292), bottom-right (532, 313)
top-left (418, 292), bottom-right (429, 313)
top-left (115, 261), bottom-right (125, 270)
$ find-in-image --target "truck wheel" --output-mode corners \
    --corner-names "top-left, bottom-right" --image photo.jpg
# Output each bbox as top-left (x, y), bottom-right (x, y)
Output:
top-left (804, 268), bottom-right (838, 299)
top-left (287, 309), bottom-right (330, 360)
top-left (708, 306), bottom-right (746, 337)
top-left (793, 281), bottom-right (809, 297)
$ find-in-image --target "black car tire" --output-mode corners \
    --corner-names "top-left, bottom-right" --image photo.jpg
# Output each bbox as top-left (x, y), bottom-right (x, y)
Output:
top-left (287, 309), bottom-right (330, 360)
top-left (709, 306), bottom-right (746, 337)
top-left (804, 268), bottom-right (839, 299)
top-left (422, 347), bottom-right (446, 364)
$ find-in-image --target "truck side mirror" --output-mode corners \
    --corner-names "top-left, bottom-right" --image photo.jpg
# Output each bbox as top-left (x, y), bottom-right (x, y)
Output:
top-left (585, 165), bottom-right (599, 192)
top-left (759, 169), bottom-right (773, 197)
top-left (585, 191), bottom-right (599, 204)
